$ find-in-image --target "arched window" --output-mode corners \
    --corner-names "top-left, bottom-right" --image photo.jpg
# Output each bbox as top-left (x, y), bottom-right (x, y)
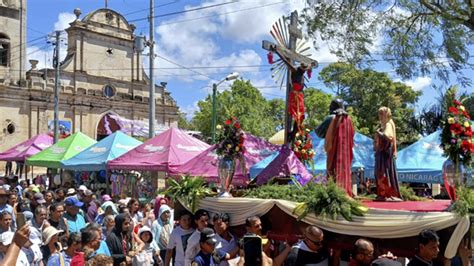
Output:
top-left (0, 33), bottom-right (10, 67)
top-left (103, 84), bottom-right (116, 98)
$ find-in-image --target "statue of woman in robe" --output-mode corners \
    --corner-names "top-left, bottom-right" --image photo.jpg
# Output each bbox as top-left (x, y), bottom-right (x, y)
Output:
top-left (374, 107), bottom-right (402, 201)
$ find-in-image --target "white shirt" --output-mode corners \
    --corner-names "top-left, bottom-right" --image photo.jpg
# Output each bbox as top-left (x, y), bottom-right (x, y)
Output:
top-left (184, 229), bottom-right (201, 266)
top-left (215, 232), bottom-right (239, 266)
top-left (166, 226), bottom-right (195, 266)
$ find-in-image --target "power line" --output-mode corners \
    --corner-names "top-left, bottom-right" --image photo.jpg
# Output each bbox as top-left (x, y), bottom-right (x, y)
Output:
top-left (159, 1), bottom-right (286, 26)
top-left (155, 54), bottom-right (216, 80)
top-left (123, 0), bottom-right (180, 16)
top-left (129, 1), bottom-right (237, 23)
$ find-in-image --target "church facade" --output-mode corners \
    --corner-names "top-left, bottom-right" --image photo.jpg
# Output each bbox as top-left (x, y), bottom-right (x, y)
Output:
top-left (0, 3), bottom-right (179, 160)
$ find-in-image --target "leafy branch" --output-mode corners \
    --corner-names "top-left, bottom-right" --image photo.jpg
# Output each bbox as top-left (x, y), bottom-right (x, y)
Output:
top-left (162, 176), bottom-right (213, 213)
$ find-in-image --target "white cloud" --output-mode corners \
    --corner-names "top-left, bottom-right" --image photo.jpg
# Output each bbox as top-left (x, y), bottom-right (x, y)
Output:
top-left (180, 101), bottom-right (200, 120)
top-left (26, 46), bottom-right (53, 69)
top-left (402, 76), bottom-right (432, 91)
top-left (54, 12), bottom-right (76, 31)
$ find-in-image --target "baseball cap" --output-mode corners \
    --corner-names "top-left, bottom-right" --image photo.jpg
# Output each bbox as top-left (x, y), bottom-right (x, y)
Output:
top-left (0, 231), bottom-right (14, 245)
top-left (102, 194), bottom-right (112, 202)
top-left (84, 190), bottom-right (93, 197)
top-left (78, 185), bottom-right (87, 192)
top-left (66, 188), bottom-right (76, 196)
top-left (42, 226), bottom-right (63, 245)
top-left (64, 197), bottom-right (84, 207)
top-left (34, 192), bottom-right (46, 204)
top-left (199, 228), bottom-right (217, 245)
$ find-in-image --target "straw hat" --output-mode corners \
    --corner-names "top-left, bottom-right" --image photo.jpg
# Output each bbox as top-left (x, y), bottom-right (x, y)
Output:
top-left (42, 226), bottom-right (63, 245)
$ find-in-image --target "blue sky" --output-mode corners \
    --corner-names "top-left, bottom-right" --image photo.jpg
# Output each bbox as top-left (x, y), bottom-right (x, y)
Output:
top-left (26, 0), bottom-right (473, 121)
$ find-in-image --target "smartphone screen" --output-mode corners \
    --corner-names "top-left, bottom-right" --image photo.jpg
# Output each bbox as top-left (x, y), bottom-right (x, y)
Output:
top-left (16, 213), bottom-right (26, 229)
top-left (243, 235), bottom-right (262, 266)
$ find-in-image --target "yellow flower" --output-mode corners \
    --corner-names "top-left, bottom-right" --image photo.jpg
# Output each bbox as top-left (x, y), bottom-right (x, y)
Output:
top-left (293, 148), bottom-right (299, 152)
top-left (295, 133), bottom-right (300, 137)
top-left (464, 121), bottom-right (471, 128)
top-left (308, 150), bottom-right (314, 155)
top-left (226, 144), bottom-right (232, 149)
top-left (235, 146), bottom-right (239, 152)
top-left (448, 117), bottom-right (455, 124)
top-left (301, 149), bottom-right (307, 154)
top-left (216, 125), bottom-right (222, 130)
top-left (459, 105), bottom-right (465, 111)
top-left (305, 128), bottom-right (310, 132)
top-left (296, 140), bottom-right (302, 146)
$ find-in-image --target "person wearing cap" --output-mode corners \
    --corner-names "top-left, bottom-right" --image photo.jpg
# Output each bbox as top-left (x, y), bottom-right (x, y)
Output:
top-left (41, 226), bottom-right (63, 265)
top-left (64, 197), bottom-right (86, 234)
top-left (66, 188), bottom-right (77, 198)
top-left (78, 185), bottom-right (88, 200)
top-left (82, 189), bottom-right (98, 224)
top-left (0, 187), bottom-right (16, 231)
top-left (30, 192), bottom-right (46, 213)
top-left (185, 209), bottom-right (210, 266)
top-left (192, 228), bottom-right (228, 266)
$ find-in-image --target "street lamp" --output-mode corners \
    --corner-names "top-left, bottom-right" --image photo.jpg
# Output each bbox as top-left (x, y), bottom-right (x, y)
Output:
top-left (211, 72), bottom-right (240, 143)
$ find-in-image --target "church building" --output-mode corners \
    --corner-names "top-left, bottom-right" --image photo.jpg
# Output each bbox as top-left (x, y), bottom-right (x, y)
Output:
top-left (0, 2), bottom-right (180, 160)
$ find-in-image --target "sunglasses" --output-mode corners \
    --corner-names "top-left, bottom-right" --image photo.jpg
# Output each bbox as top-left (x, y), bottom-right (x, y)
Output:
top-left (306, 237), bottom-right (323, 246)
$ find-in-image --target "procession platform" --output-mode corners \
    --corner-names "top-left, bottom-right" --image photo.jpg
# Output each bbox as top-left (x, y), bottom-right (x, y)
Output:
top-left (362, 199), bottom-right (451, 212)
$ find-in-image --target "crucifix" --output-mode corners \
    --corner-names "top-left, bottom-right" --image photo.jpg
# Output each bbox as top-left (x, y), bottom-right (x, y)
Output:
top-left (262, 11), bottom-right (317, 145)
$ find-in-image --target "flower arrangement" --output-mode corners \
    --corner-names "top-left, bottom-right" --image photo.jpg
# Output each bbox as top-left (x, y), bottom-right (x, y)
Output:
top-left (291, 127), bottom-right (315, 166)
top-left (440, 98), bottom-right (473, 167)
top-left (216, 117), bottom-right (245, 159)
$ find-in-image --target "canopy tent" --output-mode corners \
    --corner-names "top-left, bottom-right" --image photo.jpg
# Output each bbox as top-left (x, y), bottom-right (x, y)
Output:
top-left (255, 145), bottom-right (314, 185)
top-left (26, 132), bottom-right (96, 168)
top-left (107, 127), bottom-right (210, 172)
top-left (170, 134), bottom-right (280, 185)
top-left (394, 130), bottom-right (446, 183)
top-left (0, 134), bottom-right (53, 162)
top-left (268, 129), bottom-right (285, 145)
top-left (61, 131), bottom-right (142, 171)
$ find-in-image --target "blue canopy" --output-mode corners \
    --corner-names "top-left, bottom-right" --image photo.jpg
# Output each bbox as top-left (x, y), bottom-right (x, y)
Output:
top-left (395, 130), bottom-right (445, 184)
top-left (61, 131), bottom-right (142, 171)
top-left (250, 132), bottom-right (375, 178)
top-left (310, 132), bottom-right (375, 173)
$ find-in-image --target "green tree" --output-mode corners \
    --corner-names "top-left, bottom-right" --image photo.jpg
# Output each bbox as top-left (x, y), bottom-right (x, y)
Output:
top-left (302, 0), bottom-right (474, 85)
top-left (192, 80), bottom-right (282, 141)
top-left (304, 88), bottom-right (333, 130)
top-left (319, 62), bottom-right (421, 144)
top-left (266, 98), bottom-right (285, 131)
top-left (177, 112), bottom-right (194, 130)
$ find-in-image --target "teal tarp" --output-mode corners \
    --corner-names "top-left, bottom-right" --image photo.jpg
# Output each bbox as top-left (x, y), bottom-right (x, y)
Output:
top-left (61, 131), bottom-right (142, 171)
top-left (395, 130), bottom-right (445, 183)
top-left (310, 132), bottom-right (375, 174)
top-left (250, 132), bottom-right (375, 178)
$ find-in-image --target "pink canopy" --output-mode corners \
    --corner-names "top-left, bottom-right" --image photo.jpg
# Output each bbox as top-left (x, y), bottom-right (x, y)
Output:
top-left (0, 134), bottom-right (53, 162)
top-left (170, 134), bottom-right (279, 185)
top-left (256, 145), bottom-right (314, 185)
top-left (107, 128), bottom-right (210, 172)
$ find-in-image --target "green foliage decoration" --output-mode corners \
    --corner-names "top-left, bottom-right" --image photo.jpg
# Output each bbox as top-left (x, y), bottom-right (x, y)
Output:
top-left (399, 186), bottom-right (424, 201)
top-left (451, 187), bottom-right (474, 217)
top-left (163, 176), bottom-right (213, 213)
top-left (244, 180), bottom-right (367, 221)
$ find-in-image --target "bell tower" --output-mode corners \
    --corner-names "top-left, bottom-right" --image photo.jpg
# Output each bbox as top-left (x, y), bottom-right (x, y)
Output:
top-left (0, 0), bottom-right (27, 85)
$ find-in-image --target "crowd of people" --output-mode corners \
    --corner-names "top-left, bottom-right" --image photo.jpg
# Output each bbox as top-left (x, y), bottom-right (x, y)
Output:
top-left (0, 175), bottom-right (471, 266)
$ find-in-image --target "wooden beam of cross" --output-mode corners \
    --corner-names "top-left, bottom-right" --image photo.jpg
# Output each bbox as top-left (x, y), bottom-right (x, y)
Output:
top-left (262, 11), bottom-right (317, 145)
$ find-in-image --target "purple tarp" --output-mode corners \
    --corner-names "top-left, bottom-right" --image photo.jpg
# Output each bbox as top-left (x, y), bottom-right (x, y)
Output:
top-left (256, 145), bottom-right (314, 185)
top-left (107, 128), bottom-right (210, 172)
top-left (0, 134), bottom-right (53, 162)
top-left (170, 134), bottom-right (279, 185)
